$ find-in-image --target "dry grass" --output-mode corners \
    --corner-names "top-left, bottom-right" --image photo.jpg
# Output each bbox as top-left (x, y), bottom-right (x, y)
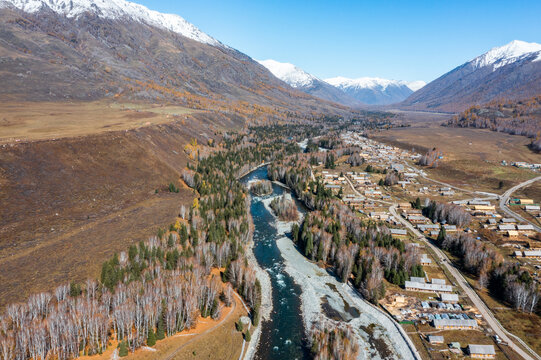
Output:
top-left (371, 125), bottom-right (540, 192)
top-left (0, 104), bottom-right (242, 310)
top-left (465, 276), bottom-right (541, 356)
top-left (0, 101), bottom-right (194, 144)
top-left (78, 292), bottom-right (247, 360)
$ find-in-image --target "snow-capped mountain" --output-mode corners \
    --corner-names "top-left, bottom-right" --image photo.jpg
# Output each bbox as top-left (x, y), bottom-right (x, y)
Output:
top-left (0, 0), bottom-right (356, 118)
top-left (325, 77), bottom-right (425, 105)
top-left (0, 0), bottom-right (222, 46)
top-left (258, 59), bottom-right (318, 88)
top-left (471, 40), bottom-right (541, 70)
top-left (258, 59), bottom-right (362, 107)
top-left (400, 40), bottom-right (541, 112)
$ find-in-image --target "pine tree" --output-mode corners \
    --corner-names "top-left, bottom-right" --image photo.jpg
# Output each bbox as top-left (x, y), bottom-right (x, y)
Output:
top-left (147, 328), bottom-right (156, 346)
top-left (305, 234), bottom-right (314, 258)
top-left (118, 341), bottom-right (128, 357)
top-left (415, 197), bottom-right (422, 209)
top-left (157, 303), bottom-right (166, 340)
top-left (437, 225), bottom-right (446, 242)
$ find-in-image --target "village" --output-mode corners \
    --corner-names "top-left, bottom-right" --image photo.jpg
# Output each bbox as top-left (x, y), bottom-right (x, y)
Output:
top-left (309, 131), bottom-right (541, 360)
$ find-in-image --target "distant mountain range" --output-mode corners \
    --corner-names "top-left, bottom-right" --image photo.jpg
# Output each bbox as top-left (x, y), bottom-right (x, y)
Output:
top-left (325, 77), bottom-right (425, 105)
top-left (1, 0), bottom-right (539, 115)
top-left (258, 59), bottom-right (425, 106)
top-left (399, 40), bottom-right (541, 112)
top-left (257, 60), bottom-right (362, 106)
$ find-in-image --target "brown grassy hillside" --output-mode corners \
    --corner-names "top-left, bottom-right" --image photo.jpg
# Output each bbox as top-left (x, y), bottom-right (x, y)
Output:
top-left (0, 108), bottom-right (238, 309)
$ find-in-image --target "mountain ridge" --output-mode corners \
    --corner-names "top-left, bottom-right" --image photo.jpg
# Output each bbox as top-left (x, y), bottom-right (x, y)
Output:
top-left (0, 0), bottom-right (360, 119)
top-left (0, 0), bottom-right (224, 46)
top-left (399, 40), bottom-right (541, 112)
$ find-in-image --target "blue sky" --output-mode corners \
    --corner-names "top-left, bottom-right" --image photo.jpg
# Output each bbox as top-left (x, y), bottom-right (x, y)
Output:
top-left (138, 0), bottom-right (541, 83)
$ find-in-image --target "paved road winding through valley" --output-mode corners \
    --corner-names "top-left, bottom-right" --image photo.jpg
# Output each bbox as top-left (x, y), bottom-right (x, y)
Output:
top-left (499, 176), bottom-right (541, 233)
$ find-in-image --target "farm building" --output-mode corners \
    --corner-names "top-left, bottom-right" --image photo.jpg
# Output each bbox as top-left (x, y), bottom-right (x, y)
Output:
top-left (519, 199), bottom-right (534, 205)
top-left (390, 228), bottom-right (407, 238)
top-left (432, 278), bottom-right (446, 285)
top-left (427, 335), bottom-right (444, 344)
top-left (405, 281), bottom-right (452, 293)
top-left (523, 250), bottom-right (541, 258)
top-left (433, 318), bottom-right (478, 330)
top-left (468, 344), bottom-right (496, 359)
top-left (517, 224), bottom-right (535, 232)
top-left (498, 224), bottom-right (515, 231)
top-left (473, 205), bottom-right (496, 211)
top-left (525, 205), bottom-right (540, 212)
top-left (410, 276), bottom-right (426, 283)
top-left (441, 293), bottom-right (459, 303)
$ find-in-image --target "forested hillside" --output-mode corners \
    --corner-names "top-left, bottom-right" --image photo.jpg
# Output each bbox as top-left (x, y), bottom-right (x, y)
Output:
top-left (445, 96), bottom-right (541, 151)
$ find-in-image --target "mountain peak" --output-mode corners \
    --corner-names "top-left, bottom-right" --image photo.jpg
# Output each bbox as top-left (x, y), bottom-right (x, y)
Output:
top-left (471, 40), bottom-right (541, 70)
top-left (0, 0), bottom-right (222, 46)
top-left (257, 59), bottom-right (318, 88)
top-left (325, 77), bottom-right (425, 92)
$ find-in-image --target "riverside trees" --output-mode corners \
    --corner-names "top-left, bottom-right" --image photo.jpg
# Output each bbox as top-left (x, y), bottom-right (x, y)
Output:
top-left (0, 127), bottom-right (303, 360)
top-left (272, 156), bottom-right (423, 304)
top-left (269, 194), bottom-right (298, 221)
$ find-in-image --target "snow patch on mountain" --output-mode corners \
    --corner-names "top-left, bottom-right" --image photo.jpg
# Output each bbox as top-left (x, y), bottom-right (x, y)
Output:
top-left (0, 0), bottom-right (222, 46)
top-left (405, 80), bottom-right (426, 92)
top-left (471, 40), bottom-right (541, 70)
top-left (257, 59), bottom-right (318, 88)
top-left (325, 76), bottom-right (424, 92)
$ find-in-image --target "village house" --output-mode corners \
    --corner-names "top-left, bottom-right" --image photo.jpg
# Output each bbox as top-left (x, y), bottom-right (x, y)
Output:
top-left (468, 344), bottom-right (496, 359)
top-left (524, 205), bottom-right (540, 212)
top-left (409, 215), bottom-right (428, 224)
top-left (420, 254), bottom-right (432, 265)
top-left (390, 229), bottom-right (407, 238)
top-left (507, 230), bottom-right (519, 239)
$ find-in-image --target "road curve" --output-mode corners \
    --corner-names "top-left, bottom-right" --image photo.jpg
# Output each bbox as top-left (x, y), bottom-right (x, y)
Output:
top-left (389, 205), bottom-right (540, 360)
top-left (499, 176), bottom-right (541, 233)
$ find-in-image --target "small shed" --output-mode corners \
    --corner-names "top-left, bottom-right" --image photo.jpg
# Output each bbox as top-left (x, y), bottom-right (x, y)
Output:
top-left (427, 335), bottom-right (444, 344)
top-left (441, 293), bottom-right (459, 303)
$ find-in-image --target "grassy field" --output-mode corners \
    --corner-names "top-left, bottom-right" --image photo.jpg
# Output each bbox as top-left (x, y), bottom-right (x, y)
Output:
top-left (371, 123), bottom-right (540, 192)
top-left (0, 101), bottom-right (194, 143)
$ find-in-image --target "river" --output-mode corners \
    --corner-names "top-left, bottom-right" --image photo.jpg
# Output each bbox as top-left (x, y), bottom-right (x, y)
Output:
top-left (241, 166), bottom-right (310, 360)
